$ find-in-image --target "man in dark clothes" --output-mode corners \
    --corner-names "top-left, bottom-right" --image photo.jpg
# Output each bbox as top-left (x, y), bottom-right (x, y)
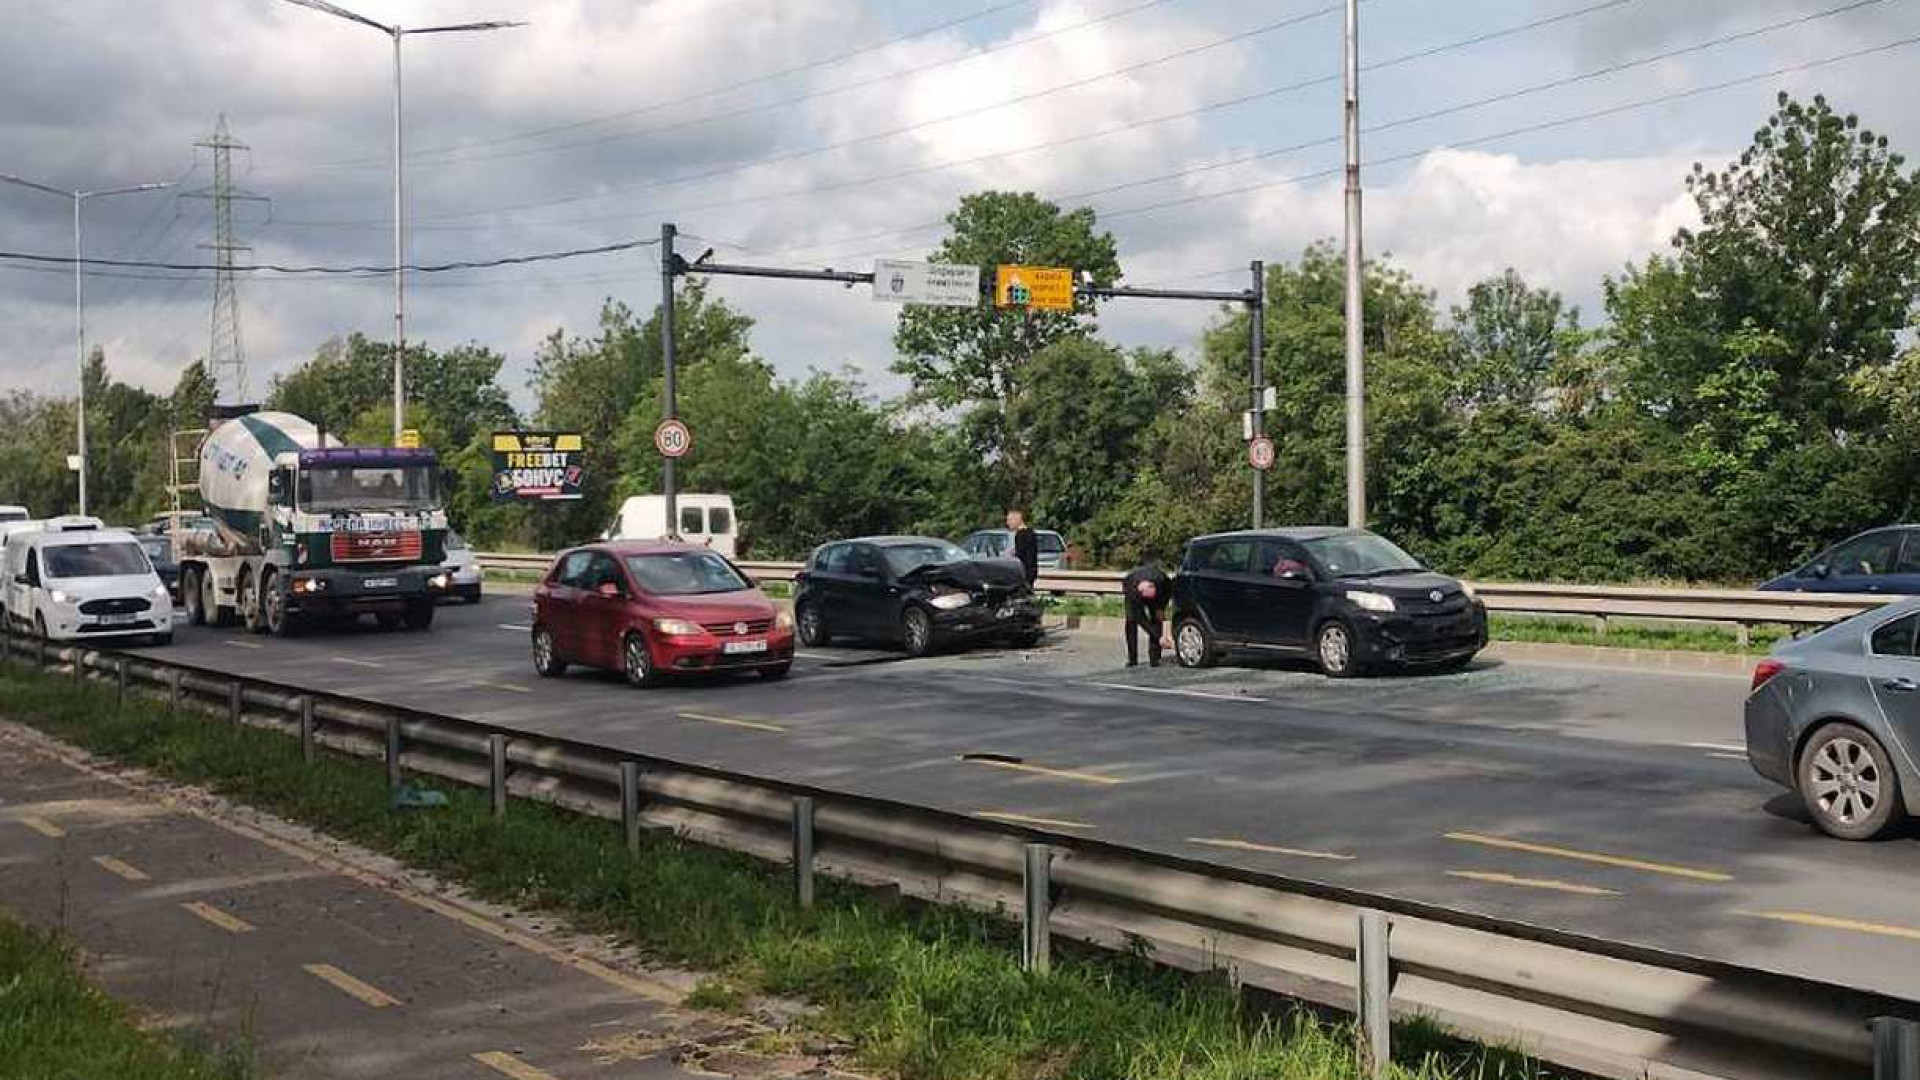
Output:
top-left (1122, 561), bottom-right (1173, 667)
top-left (1007, 508), bottom-right (1039, 587)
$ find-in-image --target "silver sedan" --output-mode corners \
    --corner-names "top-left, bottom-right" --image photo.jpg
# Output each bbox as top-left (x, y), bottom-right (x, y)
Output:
top-left (1745, 596), bottom-right (1920, 839)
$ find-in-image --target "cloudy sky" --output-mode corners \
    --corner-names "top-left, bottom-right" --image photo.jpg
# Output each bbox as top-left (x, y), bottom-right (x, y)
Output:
top-left (3, 0), bottom-right (1917, 411)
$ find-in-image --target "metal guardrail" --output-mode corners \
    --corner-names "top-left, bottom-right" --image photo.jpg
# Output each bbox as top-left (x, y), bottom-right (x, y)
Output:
top-left (477, 551), bottom-right (1895, 639)
top-left (5, 631), bottom-right (1916, 1080)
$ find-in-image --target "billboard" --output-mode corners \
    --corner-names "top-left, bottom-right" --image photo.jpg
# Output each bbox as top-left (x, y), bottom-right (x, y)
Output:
top-left (490, 432), bottom-right (584, 502)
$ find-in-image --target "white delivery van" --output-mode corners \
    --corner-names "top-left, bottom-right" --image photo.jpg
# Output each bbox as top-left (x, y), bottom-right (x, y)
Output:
top-left (4, 520), bottom-right (173, 645)
top-left (603, 494), bottom-right (738, 557)
top-left (0, 505), bottom-right (30, 523)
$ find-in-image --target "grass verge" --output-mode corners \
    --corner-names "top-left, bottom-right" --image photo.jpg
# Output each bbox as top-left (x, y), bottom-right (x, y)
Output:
top-left (0, 662), bottom-right (1553, 1080)
top-left (0, 915), bottom-right (249, 1080)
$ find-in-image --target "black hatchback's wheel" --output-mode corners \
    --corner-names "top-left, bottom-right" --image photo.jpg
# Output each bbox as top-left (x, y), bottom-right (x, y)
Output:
top-left (900, 606), bottom-right (934, 658)
top-left (532, 625), bottom-right (567, 677)
top-left (1174, 617), bottom-right (1216, 669)
top-left (1799, 723), bottom-right (1903, 841)
top-left (622, 632), bottom-right (659, 687)
top-left (796, 603), bottom-right (830, 647)
top-left (1314, 619), bottom-right (1361, 678)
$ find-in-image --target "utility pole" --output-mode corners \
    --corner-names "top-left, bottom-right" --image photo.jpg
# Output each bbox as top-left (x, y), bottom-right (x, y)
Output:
top-left (660, 222), bottom-right (679, 535)
top-left (1342, 0), bottom-right (1367, 528)
top-left (1, 173), bottom-right (172, 517)
top-left (279, 0), bottom-right (524, 444)
top-left (1250, 259), bottom-right (1267, 529)
top-left (189, 115), bottom-right (268, 404)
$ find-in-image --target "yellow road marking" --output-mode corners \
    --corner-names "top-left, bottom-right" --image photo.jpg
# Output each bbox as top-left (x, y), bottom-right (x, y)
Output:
top-left (330, 657), bottom-right (383, 669)
top-left (473, 1052), bottom-right (564, 1080)
top-left (19, 816), bottom-right (65, 839)
top-left (1738, 909), bottom-right (1920, 942)
top-left (1187, 836), bottom-right (1355, 861)
top-left (1444, 832), bottom-right (1732, 883)
top-left (677, 711), bottom-right (786, 733)
top-left (303, 963), bottom-right (400, 1008)
top-left (1447, 870), bottom-right (1620, 897)
top-left (180, 901), bottom-right (254, 934)
top-left (962, 757), bottom-right (1123, 786)
top-left (223, 640), bottom-right (264, 650)
top-left (478, 680), bottom-right (532, 694)
top-left (92, 855), bottom-right (149, 882)
top-left (976, 811), bottom-right (1096, 831)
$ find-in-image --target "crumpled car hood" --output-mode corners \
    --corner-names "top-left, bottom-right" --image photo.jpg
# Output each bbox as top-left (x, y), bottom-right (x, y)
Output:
top-left (903, 558), bottom-right (1030, 592)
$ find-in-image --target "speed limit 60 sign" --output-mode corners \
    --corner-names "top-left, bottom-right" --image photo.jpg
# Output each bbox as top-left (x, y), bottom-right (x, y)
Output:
top-left (654, 418), bottom-right (692, 458)
top-left (1248, 436), bottom-right (1276, 471)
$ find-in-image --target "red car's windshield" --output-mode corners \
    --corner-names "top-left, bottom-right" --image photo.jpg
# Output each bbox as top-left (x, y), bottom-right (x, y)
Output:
top-left (624, 551), bottom-right (750, 596)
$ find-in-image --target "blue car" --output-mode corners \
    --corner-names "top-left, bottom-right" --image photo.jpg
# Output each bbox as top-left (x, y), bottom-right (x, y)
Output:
top-left (1759, 525), bottom-right (1920, 595)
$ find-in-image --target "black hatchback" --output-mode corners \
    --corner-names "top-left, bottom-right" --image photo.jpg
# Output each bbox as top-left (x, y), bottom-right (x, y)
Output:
top-left (793, 536), bottom-right (1043, 657)
top-left (1170, 528), bottom-right (1487, 676)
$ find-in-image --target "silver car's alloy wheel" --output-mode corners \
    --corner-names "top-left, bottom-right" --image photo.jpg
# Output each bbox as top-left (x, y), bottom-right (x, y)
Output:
top-left (1318, 623), bottom-right (1353, 675)
top-left (1176, 623), bottom-right (1207, 667)
top-left (1808, 735), bottom-right (1882, 826)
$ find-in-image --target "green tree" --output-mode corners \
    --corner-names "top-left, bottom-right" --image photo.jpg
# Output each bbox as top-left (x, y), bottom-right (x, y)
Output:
top-left (268, 334), bottom-right (514, 448)
top-left (1446, 269), bottom-right (1578, 410)
top-left (892, 191), bottom-right (1121, 504)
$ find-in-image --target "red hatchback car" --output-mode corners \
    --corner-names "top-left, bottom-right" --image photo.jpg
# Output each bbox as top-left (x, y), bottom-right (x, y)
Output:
top-left (531, 542), bottom-right (794, 686)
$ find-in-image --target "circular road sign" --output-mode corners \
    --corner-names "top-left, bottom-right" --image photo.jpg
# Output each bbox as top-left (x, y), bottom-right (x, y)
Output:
top-left (654, 418), bottom-right (692, 458)
top-left (1248, 435), bottom-right (1276, 471)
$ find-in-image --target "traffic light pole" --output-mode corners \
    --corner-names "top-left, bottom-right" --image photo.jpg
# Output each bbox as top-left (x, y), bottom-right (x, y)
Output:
top-left (1080, 264), bottom-right (1267, 528)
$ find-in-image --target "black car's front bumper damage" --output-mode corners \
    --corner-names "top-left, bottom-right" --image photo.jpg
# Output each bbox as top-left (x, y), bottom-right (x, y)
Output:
top-left (1351, 604), bottom-right (1488, 666)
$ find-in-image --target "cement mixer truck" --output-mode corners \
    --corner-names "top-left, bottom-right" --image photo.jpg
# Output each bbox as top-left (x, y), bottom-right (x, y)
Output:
top-left (178, 410), bottom-right (453, 635)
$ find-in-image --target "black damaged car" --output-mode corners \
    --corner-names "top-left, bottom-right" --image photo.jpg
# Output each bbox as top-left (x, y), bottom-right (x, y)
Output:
top-left (1171, 528), bottom-right (1487, 677)
top-left (793, 536), bottom-right (1043, 656)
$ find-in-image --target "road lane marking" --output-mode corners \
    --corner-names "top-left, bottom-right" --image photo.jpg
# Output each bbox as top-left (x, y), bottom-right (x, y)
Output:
top-left (473, 1052), bottom-right (564, 1080)
top-left (19, 816), bottom-right (65, 839)
top-left (1681, 742), bottom-right (1746, 754)
top-left (677, 711), bottom-right (786, 733)
top-left (92, 855), bottom-right (149, 882)
top-left (180, 901), bottom-right (254, 934)
top-left (478, 680), bottom-right (532, 694)
top-left (1444, 832), bottom-right (1732, 883)
top-left (976, 811), bottom-right (1096, 831)
top-left (1737, 909), bottom-right (1920, 942)
top-left (1087, 682), bottom-right (1268, 704)
top-left (5, 722), bottom-right (687, 1006)
top-left (961, 757), bottom-right (1123, 786)
top-left (497, 623), bottom-right (532, 632)
top-left (223, 640), bottom-right (264, 650)
top-left (330, 657), bottom-right (383, 669)
top-left (303, 963), bottom-right (400, 1008)
top-left (1187, 836), bottom-right (1355, 861)
top-left (1446, 870), bottom-right (1620, 897)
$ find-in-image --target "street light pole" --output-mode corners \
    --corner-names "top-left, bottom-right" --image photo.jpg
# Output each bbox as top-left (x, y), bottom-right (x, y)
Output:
top-left (280, 0), bottom-right (524, 445)
top-left (2, 174), bottom-right (172, 517)
top-left (1342, 0), bottom-right (1367, 528)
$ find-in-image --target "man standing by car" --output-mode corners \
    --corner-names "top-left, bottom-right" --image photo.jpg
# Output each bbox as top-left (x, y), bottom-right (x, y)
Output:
top-left (1008, 509), bottom-right (1039, 587)
top-left (1123, 560), bottom-right (1173, 667)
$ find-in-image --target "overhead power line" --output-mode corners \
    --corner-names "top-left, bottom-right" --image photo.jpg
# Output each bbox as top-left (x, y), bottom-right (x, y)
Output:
top-left (384, 0), bottom-right (1184, 172)
top-left (762, 0), bottom-right (1902, 264)
top-left (319, 0), bottom-right (1049, 170)
top-left (273, 0), bottom-right (1643, 234)
top-left (0, 237), bottom-right (658, 276)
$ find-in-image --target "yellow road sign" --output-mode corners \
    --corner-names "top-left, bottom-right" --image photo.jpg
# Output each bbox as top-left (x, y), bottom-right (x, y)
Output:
top-left (994, 265), bottom-right (1074, 311)
top-left (397, 428), bottom-right (422, 448)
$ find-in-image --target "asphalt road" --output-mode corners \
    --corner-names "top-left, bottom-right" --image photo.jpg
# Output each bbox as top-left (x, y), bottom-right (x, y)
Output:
top-left (147, 596), bottom-right (1920, 1000)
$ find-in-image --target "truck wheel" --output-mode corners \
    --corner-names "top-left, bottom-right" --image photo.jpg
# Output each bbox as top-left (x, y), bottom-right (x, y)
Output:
top-left (262, 573), bottom-right (299, 638)
top-left (182, 567), bottom-right (207, 626)
top-left (238, 570), bottom-right (265, 635)
top-left (402, 601), bottom-right (435, 631)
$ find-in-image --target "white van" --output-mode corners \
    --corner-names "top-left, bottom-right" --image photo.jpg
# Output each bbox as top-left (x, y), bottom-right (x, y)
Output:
top-left (4, 522), bottom-right (173, 645)
top-left (603, 494), bottom-right (739, 557)
top-left (0, 505), bottom-right (30, 524)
